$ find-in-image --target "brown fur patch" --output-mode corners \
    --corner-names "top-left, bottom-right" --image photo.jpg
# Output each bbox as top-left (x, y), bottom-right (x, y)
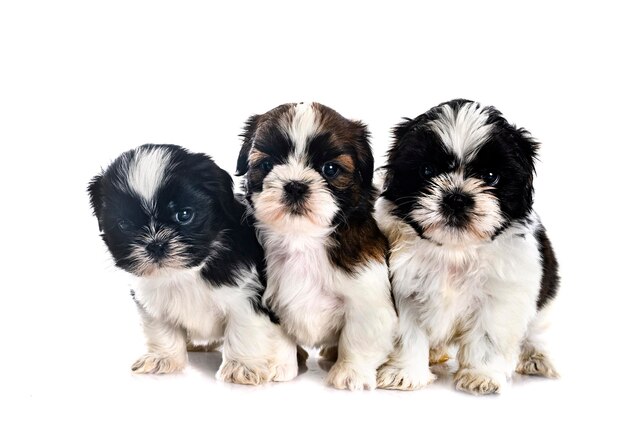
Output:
top-left (329, 215), bottom-right (387, 273)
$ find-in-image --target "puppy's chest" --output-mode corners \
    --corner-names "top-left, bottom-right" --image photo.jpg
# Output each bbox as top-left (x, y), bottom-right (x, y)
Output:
top-left (394, 246), bottom-right (487, 334)
top-left (134, 271), bottom-right (225, 339)
top-left (266, 245), bottom-right (344, 346)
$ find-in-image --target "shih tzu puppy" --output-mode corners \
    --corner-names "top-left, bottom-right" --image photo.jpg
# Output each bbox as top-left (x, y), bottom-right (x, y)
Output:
top-left (236, 102), bottom-right (397, 390)
top-left (88, 144), bottom-right (298, 385)
top-left (375, 99), bottom-right (560, 395)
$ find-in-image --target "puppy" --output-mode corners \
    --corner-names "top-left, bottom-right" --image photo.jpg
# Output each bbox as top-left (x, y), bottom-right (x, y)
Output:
top-left (375, 100), bottom-right (560, 395)
top-left (236, 102), bottom-right (397, 390)
top-left (88, 144), bottom-right (298, 385)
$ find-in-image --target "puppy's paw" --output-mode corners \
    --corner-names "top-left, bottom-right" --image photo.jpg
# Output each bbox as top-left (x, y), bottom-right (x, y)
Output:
top-left (218, 360), bottom-right (271, 386)
top-left (131, 353), bottom-right (185, 374)
top-left (454, 368), bottom-right (501, 395)
top-left (326, 362), bottom-right (376, 391)
top-left (376, 364), bottom-right (436, 390)
top-left (271, 360), bottom-right (299, 382)
top-left (516, 352), bottom-right (559, 378)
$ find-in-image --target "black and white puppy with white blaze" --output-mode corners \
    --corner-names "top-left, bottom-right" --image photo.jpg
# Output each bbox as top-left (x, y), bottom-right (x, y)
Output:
top-left (88, 144), bottom-right (298, 385)
top-left (236, 102), bottom-right (397, 390)
top-left (375, 100), bottom-right (560, 395)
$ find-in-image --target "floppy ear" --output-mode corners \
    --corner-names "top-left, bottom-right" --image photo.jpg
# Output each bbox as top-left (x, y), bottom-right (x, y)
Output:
top-left (87, 174), bottom-right (105, 231)
top-left (352, 120), bottom-right (374, 187)
top-left (510, 126), bottom-right (539, 209)
top-left (392, 117), bottom-right (415, 142)
top-left (235, 115), bottom-right (260, 176)
top-left (195, 154), bottom-right (242, 224)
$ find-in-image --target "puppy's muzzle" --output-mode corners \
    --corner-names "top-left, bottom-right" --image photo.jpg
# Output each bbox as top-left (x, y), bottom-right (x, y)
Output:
top-left (146, 241), bottom-right (168, 260)
top-left (282, 180), bottom-right (310, 206)
top-left (440, 191), bottom-right (474, 227)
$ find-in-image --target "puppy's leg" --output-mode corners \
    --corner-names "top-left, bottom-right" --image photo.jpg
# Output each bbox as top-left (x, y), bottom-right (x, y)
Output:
top-left (219, 306), bottom-right (297, 385)
top-left (377, 302), bottom-right (436, 390)
top-left (326, 266), bottom-right (397, 391)
top-left (516, 301), bottom-right (559, 378)
top-left (132, 311), bottom-right (187, 374)
top-left (455, 282), bottom-right (536, 395)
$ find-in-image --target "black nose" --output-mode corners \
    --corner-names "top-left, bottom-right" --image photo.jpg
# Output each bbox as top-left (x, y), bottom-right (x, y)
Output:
top-left (442, 192), bottom-right (474, 214)
top-left (283, 181), bottom-right (309, 203)
top-left (146, 241), bottom-right (167, 259)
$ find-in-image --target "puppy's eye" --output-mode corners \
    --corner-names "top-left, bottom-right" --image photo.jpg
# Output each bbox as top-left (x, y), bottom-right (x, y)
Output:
top-left (174, 208), bottom-right (195, 225)
top-left (481, 171), bottom-right (500, 186)
top-left (322, 162), bottom-right (340, 178)
top-left (118, 220), bottom-right (132, 232)
top-left (260, 160), bottom-right (273, 173)
top-left (420, 164), bottom-right (436, 179)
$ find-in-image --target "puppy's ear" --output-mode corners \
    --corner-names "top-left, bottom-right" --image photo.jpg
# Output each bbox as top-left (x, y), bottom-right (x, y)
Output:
top-left (195, 154), bottom-right (242, 224)
top-left (510, 126), bottom-right (539, 209)
top-left (235, 115), bottom-right (260, 176)
top-left (352, 120), bottom-right (375, 187)
top-left (87, 174), bottom-right (105, 231)
top-left (392, 118), bottom-right (415, 142)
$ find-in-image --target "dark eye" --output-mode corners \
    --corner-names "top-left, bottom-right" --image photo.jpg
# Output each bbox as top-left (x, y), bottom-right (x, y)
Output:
top-left (260, 160), bottom-right (273, 173)
top-left (322, 162), bottom-right (340, 178)
top-left (481, 171), bottom-right (500, 186)
top-left (118, 220), bottom-right (131, 232)
top-left (420, 164), bottom-right (436, 179)
top-left (174, 208), bottom-right (195, 225)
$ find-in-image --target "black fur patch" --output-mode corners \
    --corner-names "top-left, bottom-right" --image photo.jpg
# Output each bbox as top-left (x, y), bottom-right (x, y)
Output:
top-left (535, 225), bottom-right (560, 309)
top-left (88, 144), bottom-right (277, 322)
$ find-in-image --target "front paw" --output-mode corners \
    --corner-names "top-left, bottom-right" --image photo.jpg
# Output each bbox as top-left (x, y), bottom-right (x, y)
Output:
top-left (131, 353), bottom-right (185, 374)
top-left (218, 360), bottom-right (271, 386)
top-left (326, 362), bottom-right (376, 391)
top-left (377, 363), bottom-right (436, 390)
top-left (454, 368), bottom-right (501, 395)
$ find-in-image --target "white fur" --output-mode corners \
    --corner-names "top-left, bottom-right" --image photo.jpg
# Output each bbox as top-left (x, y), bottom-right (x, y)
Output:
top-left (429, 102), bottom-right (492, 161)
top-left (375, 197), bottom-right (555, 393)
top-left (126, 146), bottom-right (172, 205)
top-left (131, 265), bottom-right (298, 384)
top-left (250, 104), bottom-right (397, 390)
top-left (283, 102), bottom-right (319, 157)
top-left (260, 228), bottom-right (396, 390)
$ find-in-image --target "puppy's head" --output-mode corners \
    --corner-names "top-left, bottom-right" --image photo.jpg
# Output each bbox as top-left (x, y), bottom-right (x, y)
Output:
top-left (88, 144), bottom-right (239, 276)
top-left (236, 102), bottom-right (374, 235)
top-left (383, 99), bottom-right (538, 245)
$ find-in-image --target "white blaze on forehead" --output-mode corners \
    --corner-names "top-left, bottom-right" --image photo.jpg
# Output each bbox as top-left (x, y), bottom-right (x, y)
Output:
top-left (429, 102), bottom-right (492, 161)
top-left (127, 147), bottom-right (171, 203)
top-left (282, 102), bottom-right (320, 158)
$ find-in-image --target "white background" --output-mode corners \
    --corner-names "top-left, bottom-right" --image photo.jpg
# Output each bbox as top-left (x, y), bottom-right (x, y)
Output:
top-left (1, 1), bottom-right (624, 426)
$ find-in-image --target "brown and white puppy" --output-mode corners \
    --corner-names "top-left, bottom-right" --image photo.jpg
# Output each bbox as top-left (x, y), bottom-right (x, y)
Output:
top-left (236, 102), bottom-right (397, 390)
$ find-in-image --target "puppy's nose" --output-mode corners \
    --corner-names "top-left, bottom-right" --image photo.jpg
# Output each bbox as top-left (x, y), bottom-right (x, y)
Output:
top-left (442, 192), bottom-right (474, 213)
top-left (146, 241), bottom-right (167, 258)
top-left (283, 181), bottom-right (309, 202)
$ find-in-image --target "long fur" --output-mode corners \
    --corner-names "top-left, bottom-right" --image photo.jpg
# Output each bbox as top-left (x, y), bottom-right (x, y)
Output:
top-left (88, 144), bottom-right (297, 385)
top-left (375, 100), bottom-right (560, 395)
top-left (237, 102), bottom-right (397, 390)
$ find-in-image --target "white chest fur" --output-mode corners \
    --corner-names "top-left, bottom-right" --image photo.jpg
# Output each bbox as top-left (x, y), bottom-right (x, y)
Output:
top-left (263, 234), bottom-right (345, 347)
top-left (132, 268), bottom-right (228, 342)
top-left (380, 201), bottom-right (543, 346)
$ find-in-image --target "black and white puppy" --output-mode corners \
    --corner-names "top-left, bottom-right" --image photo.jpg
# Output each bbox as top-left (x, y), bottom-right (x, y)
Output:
top-left (375, 100), bottom-right (559, 395)
top-left (236, 102), bottom-right (397, 390)
top-left (88, 144), bottom-right (297, 385)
